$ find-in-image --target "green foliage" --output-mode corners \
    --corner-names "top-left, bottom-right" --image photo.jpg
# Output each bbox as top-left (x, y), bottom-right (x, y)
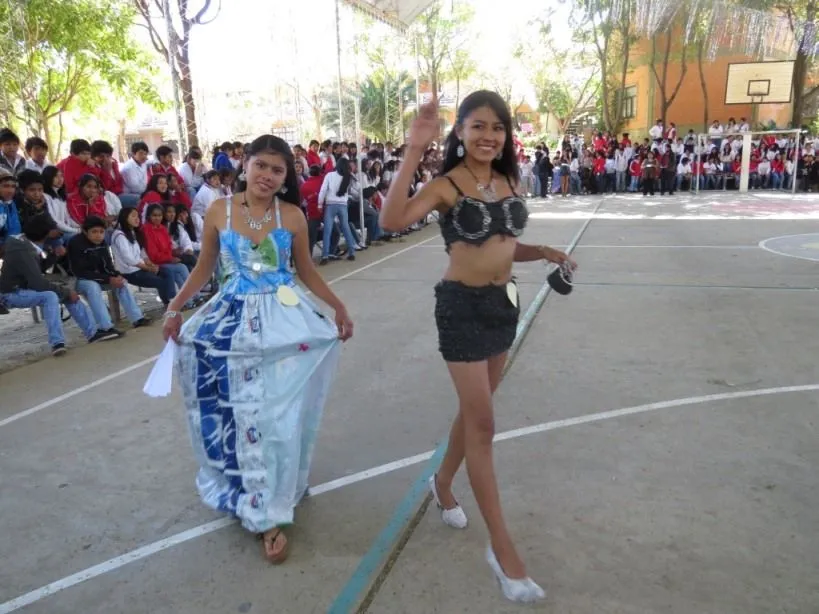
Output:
top-left (0, 0), bottom-right (165, 143)
top-left (322, 73), bottom-right (416, 143)
top-left (412, 0), bottom-right (475, 96)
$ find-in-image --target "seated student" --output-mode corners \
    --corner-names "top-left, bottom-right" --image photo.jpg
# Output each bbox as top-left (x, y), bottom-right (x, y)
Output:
top-left (119, 141), bottom-right (150, 208)
top-left (91, 140), bottom-right (124, 198)
top-left (0, 170), bottom-right (22, 255)
top-left (0, 215), bottom-right (115, 356)
top-left (163, 204), bottom-right (197, 269)
top-left (0, 128), bottom-right (26, 177)
top-left (42, 166), bottom-right (78, 237)
top-left (111, 207), bottom-right (177, 307)
top-left (57, 139), bottom-right (94, 194)
top-left (15, 170), bottom-right (68, 271)
top-left (148, 145), bottom-right (185, 187)
top-left (67, 173), bottom-right (107, 228)
top-left (138, 173), bottom-right (171, 220)
top-left (68, 216), bottom-right (150, 335)
top-left (178, 147), bottom-right (206, 198)
top-left (167, 173), bottom-right (193, 209)
top-left (218, 167), bottom-right (235, 198)
top-left (24, 136), bottom-right (51, 173)
top-left (191, 170), bottom-right (222, 216)
top-left (140, 203), bottom-right (195, 300)
top-left (174, 204), bottom-right (201, 253)
top-left (300, 165), bottom-right (325, 256)
top-left (360, 186), bottom-right (383, 246)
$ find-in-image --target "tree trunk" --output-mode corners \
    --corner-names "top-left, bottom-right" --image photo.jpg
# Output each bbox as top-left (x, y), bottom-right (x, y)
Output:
top-left (697, 38), bottom-right (709, 132)
top-left (179, 65), bottom-right (198, 148)
top-left (311, 93), bottom-right (322, 141)
top-left (117, 118), bottom-right (128, 161)
top-left (791, 1), bottom-right (815, 129)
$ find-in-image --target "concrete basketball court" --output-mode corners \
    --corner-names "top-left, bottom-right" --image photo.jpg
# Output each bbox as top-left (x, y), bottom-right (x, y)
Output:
top-left (1, 191), bottom-right (818, 614)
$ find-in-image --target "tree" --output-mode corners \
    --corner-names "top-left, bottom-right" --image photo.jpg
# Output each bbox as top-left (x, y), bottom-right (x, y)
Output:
top-left (776, 0), bottom-right (818, 128)
top-left (573, 0), bottom-right (636, 134)
top-left (322, 74), bottom-right (415, 143)
top-left (445, 48), bottom-right (477, 110)
top-left (648, 11), bottom-right (691, 125)
top-left (413, 0), bottom-right (474, 102)
top-left (0, 0), bottom-right (163, 152)
top-left (517, 15), bottom-right (600, 135)
top-left (134, 0), bottom-right (221, 147)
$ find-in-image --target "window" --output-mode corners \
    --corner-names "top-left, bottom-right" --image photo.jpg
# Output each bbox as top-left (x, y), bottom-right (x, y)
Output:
top-left (619, 86), bottom-right (637, 119)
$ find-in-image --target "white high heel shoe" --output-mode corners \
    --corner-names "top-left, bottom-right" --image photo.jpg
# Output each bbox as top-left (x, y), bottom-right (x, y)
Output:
top-left (428, 474), bottom-right (468, 529)
top-left (485, 544), bottom-right (546, 603)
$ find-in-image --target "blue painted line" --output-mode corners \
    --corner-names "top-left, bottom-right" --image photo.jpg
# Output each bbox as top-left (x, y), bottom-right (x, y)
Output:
top-left (328, 208), bottom-right (601, 613)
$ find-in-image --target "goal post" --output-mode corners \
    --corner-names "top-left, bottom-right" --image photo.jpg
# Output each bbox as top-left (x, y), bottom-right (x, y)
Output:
top-left (694, 128), bottom-right (803, 195)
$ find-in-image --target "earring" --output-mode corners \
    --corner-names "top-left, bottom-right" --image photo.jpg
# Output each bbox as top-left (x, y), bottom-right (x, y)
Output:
top-left (238, 171), bottom-right (247, 181)
top-left (495, 151), bottom-right (502, 161)
top-left (280, 186), bottom-right (288, 194)
top-left (456, 142), bottom-right (464, 158)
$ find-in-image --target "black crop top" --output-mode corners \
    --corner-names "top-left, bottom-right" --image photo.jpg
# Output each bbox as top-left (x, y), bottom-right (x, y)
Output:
top-left (439, 176), bottom-right (528, 251)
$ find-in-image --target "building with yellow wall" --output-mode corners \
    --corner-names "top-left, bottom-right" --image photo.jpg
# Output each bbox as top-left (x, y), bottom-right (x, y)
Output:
top-left (620, 32), bottom-right (797, 139)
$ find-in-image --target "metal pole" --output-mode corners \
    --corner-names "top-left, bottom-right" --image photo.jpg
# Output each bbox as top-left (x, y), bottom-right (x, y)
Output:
top-left (355, 95), bottom-right (365, 245)
top-left (163, 0), bottom-right (187, 154)
top-left (334, 0), bottom-right (345, 140)
top-left (792, 129), bottom-right (801, 196)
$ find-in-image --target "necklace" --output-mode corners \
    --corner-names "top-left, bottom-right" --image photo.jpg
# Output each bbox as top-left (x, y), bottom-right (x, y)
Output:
top-left (463, 164), bottom-right (498, 201)
top-left (241, 196), bottom-right (274, 231)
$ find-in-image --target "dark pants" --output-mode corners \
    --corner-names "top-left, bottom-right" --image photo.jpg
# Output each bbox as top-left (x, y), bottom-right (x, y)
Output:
top-left (123, 269), bottom-right (176, 305)
top-left (660, 169), bottom-right (675, 194)
top-left (642, 177), bottom-right (656, 196)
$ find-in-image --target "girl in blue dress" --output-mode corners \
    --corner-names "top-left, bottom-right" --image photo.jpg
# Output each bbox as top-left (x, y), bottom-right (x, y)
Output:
top-left (162, 135), bottom-right (354, 564)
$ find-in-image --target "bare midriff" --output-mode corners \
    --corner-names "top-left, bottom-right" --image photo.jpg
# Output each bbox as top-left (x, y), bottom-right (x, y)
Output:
top-left (442, 235), bottom-right (517, 287)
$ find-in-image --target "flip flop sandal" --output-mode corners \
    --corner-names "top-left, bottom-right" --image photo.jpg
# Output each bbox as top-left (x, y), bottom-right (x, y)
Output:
top-left (259, 528), bottom-right (289, 564)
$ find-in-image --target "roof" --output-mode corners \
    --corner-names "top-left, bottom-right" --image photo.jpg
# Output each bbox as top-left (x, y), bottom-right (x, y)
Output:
top-left (341, 0), bottom-right (435, 30)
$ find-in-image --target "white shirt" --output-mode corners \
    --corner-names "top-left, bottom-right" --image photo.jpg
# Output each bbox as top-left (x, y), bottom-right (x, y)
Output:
top-left (179, 162), bottom-right (205, 189)
top-left (192, 184), bottom-right (221, 217)
top-left (111, 229), bottom-right (147, 275)
top-left (649, 125), bottom-right (664, 140)
top-left (318, 171), bottom-right (350, 206)
top-left (46, 194), bottom-right (80, 234)
top-left (120, 158), bottom-right (149, 195)
top-left (757, 161), bottom-right (770, 175)
top-left (677, 162), bottom-right (692, 175)
top-left (25, 159), bottom-right (52, 173)
top-left (709, 125), bottom-right (724, 137)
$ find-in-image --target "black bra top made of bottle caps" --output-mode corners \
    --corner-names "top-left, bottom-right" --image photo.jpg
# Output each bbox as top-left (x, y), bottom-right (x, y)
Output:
top-left (438, 175), bottom-right (529, 251)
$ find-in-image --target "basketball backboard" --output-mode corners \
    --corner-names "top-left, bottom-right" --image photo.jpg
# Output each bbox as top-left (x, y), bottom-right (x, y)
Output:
top-left (725, 61), bottom-right (794, 104)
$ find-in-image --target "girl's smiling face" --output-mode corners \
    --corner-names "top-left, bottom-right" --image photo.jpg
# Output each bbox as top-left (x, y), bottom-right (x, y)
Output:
top-left (126, 209), bottom-right (140, 229)
top-left (164, 207), bottom-right (176, 224)
top-left (149, 208), bottom-right (164, 226)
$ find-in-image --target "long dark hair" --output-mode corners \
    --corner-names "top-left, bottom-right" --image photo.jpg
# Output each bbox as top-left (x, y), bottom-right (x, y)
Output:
top-left (237, 134), bottom-right (301, 206)
top-left (335, 156), bottom-right (352, 197)
top-left (142, 173), bottom-right (169, 200)
top-left (173, 204), bottom-right (197, 242)
top-left (116, 207), bottom-right (139, 244)
top-left (42, 166), bottom-right (65, 200)
top-left (442, 90), bottom-right (519, 183)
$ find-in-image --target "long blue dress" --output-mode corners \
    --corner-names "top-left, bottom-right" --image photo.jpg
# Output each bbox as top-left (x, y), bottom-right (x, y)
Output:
top-left (176, 197), bottom-right (341, 533)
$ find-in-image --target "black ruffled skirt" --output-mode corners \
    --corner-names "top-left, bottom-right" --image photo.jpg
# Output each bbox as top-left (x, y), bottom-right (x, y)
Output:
top-left (434, 280), bottom-right (520, 363)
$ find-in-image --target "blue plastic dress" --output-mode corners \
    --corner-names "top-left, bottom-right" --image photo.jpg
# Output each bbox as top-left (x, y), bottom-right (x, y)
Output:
top-left (176, 197), bottom-right (341, 533)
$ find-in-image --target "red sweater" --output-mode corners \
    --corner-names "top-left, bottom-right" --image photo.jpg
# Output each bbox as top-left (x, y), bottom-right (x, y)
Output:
top-left (771, 159), bottom-right (785, 174)
top-left (141, 222), bottom-right (174, 264)
top-left (98, 160), bottom-right (124, 195)
top-left (593, 158), bottom-right (606, 174)
top-left (306, 150), bottom-right (321, 168)
top-left (629, 160), bottom-right (642, 177)
top-left (66, 192), bottom-right (107, 225)
top-left (148, 163), bottom-right (185, 187)
top-left (300, 176), bottom-right (323, 221)
top-left (58, 156), bottom-right (97, 194)
top-left (138, 190), bottom-right (170, 218)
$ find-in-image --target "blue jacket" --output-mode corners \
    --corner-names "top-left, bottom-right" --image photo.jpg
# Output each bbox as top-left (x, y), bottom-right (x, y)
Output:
top-left (0, 200), bottom-right (22, 244)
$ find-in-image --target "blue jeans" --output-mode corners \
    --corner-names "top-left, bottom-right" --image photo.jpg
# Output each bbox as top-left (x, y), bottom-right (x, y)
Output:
top-left (76, 279), bottom-right (143, 328)
top-left (160, 262), bottom-right (190, 289)
top-left (124, 269), bottom-right (177, 304)
top-left (1, 289), bottom-right (96, 346)
top-left (322, 203), bottom-right (356, 258)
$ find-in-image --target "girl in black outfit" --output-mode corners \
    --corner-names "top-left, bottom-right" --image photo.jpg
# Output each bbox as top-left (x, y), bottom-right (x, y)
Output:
top-left (378, 91), bottom-right (576, 604)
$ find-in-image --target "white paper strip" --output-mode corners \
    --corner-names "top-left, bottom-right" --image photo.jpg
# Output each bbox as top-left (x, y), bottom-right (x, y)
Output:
top-left (143, 339), bottom-right (179, 398)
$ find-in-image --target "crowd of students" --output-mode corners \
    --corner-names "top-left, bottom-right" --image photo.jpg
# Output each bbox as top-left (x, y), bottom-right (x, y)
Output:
top-left (519, 119), bottom-right (818, 197)
top-left (0, 128), bottom-right (435, 357)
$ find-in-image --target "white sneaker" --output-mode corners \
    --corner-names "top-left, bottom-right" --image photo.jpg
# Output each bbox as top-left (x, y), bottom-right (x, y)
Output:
top-left (428, 474), bottom-right (468, 529)
top-left (485, 544), bottom-right (546, 603)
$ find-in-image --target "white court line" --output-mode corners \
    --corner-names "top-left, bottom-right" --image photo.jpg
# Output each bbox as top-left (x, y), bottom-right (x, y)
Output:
top-left (758, 233), bottom-right (819, 263)
top-left (0, 235), bottom-right (438, 430)
top-left (2, 382), bottom-right (817, 613)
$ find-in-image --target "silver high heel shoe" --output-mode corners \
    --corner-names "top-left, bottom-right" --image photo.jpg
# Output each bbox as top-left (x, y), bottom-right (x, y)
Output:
top-left (428, 474), bottom-right (468, 529)
top-left (485, 544), bottom-right (546, 603)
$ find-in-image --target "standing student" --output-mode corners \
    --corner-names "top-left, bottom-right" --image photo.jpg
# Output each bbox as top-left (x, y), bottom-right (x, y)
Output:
top-left (378, 92), bottom-right (576, 603)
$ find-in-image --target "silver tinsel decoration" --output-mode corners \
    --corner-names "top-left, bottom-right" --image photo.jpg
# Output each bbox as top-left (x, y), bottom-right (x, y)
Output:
top-left (629, 0), bottom-right (819, 61)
